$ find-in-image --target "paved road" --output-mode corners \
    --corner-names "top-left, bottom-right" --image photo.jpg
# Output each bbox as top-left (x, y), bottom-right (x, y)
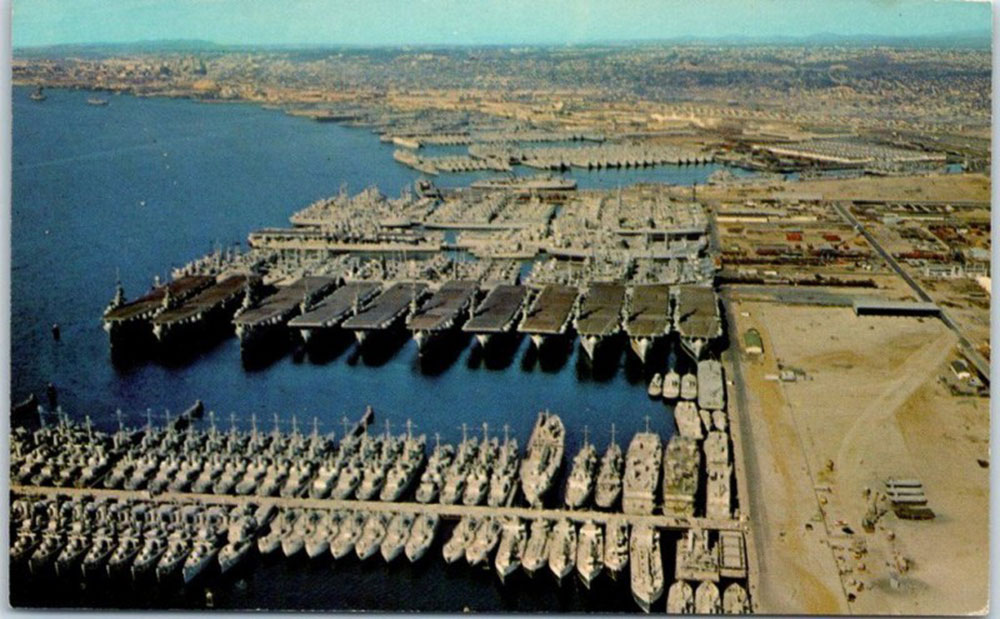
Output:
top-left (833, 202), bottom-right (990, 383)
top-left (11, 484), bottom-right (745, 532)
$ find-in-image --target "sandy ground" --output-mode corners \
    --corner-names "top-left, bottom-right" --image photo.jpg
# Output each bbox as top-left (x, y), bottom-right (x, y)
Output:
top-left (703, 173), bottom-right (990, 203)
top-left (728, 297), bottom-right (989, 615)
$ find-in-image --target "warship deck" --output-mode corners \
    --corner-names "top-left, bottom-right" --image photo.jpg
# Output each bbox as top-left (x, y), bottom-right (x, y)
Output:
top-left (342, 283), bottom-right (429, 331)
top-left (463, 285), bottom-right (529, 333)
top-left (575, 283), bottom-right (626, 336)
top-left (675, 285), bottom-right (721, 340)
top-left (151, 275), bottom-right (252, 327)
top-left (624, 284), bottom-right (672, 337)
top-left (288, 282), bottom-right (382, 329)
top-left (233, 276), bottom-right (337, 328)
top-left (518, 284), bottom-right (579, 335)
top-left (103, 275), bottom-right (214, 323)
top-left (407, 280), bottom-right (478, 332)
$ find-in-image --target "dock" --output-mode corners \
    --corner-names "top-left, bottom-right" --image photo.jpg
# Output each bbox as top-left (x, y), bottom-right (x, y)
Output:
top-left (623, 284), bottom-right (672, 363)
top-left (341, 282), bottom-right (429, 343)
top-left (407, 280), bottom-right (478, 348)
top-left (518, 284), bottom-right (579, 346)
top-left (287, 281), bottom-right (382, 337)
top-left (10, 484), bottom-right (743, 532)
top-left (674, 285), bottom-right (722, 359)
top-left (151, 275), bottom-right (253, 342)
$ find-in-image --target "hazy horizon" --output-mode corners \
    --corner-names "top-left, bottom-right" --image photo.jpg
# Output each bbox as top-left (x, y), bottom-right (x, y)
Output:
top-left (12, 0), bottom-right (991, 49)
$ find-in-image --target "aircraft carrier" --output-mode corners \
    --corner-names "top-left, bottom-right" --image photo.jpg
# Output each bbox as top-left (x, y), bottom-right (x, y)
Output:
top-left (287, 281), bottom-right (382, 345)
top-left (623, 285), bottom-right (671, 363)
top-left (341, 283), bottom-right (429, 345)
top-left (674, 285), bottom-right (722, 359)
top-left (406, 280), bottom-right (479, 351)
top-left (573, 283), bottom-right (626, 361)
top-left (102, 275), bottom-right (214, 354)
top-left (232, 276), bottom-right (337, 354)
top-left (518, 284), bottom-right (579, 349)
top-left (151, 275), bottom-right (256, 352)
top-left (463, 285), bottom-right (530, 349)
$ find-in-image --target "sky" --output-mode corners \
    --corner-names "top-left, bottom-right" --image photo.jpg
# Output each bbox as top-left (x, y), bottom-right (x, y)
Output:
top-left (9, 0), bottom-right (993, 48)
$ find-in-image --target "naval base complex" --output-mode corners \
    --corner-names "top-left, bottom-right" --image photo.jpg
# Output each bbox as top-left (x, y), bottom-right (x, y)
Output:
top-left (81, 181), bottom-right (741, 612)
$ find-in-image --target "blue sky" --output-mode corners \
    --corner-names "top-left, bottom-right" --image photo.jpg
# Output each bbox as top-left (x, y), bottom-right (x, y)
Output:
top-left (11, 0), bottom-right (992, 48)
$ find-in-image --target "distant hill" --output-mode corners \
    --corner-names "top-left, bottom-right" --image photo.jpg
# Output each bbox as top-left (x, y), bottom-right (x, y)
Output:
top-left (13, 30), bottom-right (991, 57)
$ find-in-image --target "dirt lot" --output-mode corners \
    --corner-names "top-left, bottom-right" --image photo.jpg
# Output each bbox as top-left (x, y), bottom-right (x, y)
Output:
top-left (704, 172), bottom-right (990, 203)
top-left (729, 298), bottom-right (989, 615)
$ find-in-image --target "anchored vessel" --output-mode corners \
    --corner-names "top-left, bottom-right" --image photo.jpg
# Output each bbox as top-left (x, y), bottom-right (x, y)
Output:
top-left (518, 284), bottom-right (579, 350)
top-left (697, 359), bottom-right (725, 411)
top-left (662, 436), bottom-right (701, 518)
top-left (342, 282), bottom-right (429, 346)
top-left (573, 283), bottom-right (626, 361)
top-left (151, 275), bottom-right (255, 352)
top-left (674, 285), bottom-right (722, 360)
top-left (624, 284), bottom-right (671, 363)
top-left (407, 280), bottom-right (478, 351)
top-left (463, 284), bottom-right (529, 349)
top-left (233, 276), bottom-right (336, 354)
top-left (622, 432), bottom-right (662, 515)
top-left (629, 524), bottom-right (664, 613)
top-left (575, 520), bottom-right (603, 589)
top-left (103, 276), bottom-right (213, 354)
top-left (593, 429), bottom-right (624, 510)
top-left (287, 281), bottom-right (381, 345)
top-left (519, 412), bottom-right (566, 507)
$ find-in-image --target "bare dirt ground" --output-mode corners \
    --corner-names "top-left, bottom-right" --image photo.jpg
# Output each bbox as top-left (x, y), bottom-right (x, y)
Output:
top-left (703, 173), bottom-right (990, 203)
top-left (729, 298), bottom-right (989, 615)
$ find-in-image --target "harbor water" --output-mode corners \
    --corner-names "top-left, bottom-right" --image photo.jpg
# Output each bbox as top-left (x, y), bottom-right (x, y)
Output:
top-left (12, 85), bottom-right (712, 610)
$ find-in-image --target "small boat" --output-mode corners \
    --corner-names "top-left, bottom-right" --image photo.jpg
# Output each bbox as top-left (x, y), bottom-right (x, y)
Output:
top-left (30, 86), bottom-right (46, 102)
top-left (87, 96), bottom-right (109, 106)
top-left (647, 373), bottom-right (663, 398)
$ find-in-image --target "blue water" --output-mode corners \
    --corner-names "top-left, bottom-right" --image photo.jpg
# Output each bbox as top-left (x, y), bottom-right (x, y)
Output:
top-left (10, 86), bottom-right (710, 611)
